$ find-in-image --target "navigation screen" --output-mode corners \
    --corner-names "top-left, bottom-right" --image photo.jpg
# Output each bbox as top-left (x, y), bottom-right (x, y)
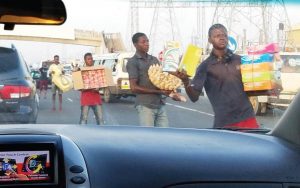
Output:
top-left (0, 151), bottom-right (51, 182)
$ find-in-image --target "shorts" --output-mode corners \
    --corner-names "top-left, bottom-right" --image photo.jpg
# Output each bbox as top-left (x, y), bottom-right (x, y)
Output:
top-left (224, 117), bottom-right (259, 129)
top-left (51, 83), bottom-right (63, 94)
top-left (39, 80), bottom-right (48, 89)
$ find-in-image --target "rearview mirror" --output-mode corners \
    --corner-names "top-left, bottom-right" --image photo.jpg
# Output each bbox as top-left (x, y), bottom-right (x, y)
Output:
top-left (0, 0), bottom-right (66, 29)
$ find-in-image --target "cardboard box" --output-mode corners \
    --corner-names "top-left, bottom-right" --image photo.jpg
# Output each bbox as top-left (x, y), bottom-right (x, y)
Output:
top-left (72, 66), bottom-right (114, 90)
top-left (241, 62), bottom-right (274, 73)
top-left (242, 71), bottom-right (275, 83)
top-left (243, 81), bottom-right (276, 91)
top-left (241, 53), bottom-right (282, 92)
top-left (241, 53), bottom-right (274, 64)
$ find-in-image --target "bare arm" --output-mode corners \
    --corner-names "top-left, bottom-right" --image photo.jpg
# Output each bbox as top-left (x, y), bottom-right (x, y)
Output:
top-left (182, 78), bottom-right (201, 102)
top-left (129, 78), bottom-right (171, 96)
top-left (126, 57), bottom-right (171, 96)
top-left (173, 70), bottom-right (202, 102)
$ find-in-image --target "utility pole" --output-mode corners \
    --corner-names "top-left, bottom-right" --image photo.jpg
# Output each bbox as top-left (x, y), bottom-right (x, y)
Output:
top-left (147, 0), bottom-right (182, 55)
top-left (130, 0), bottom-right (139, 51)
top-left (129, 0), bottom-right (294, 54)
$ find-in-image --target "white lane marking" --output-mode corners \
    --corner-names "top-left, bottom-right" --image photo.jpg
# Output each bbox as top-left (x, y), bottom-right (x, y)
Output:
top-left (103, 109), bottom-right (119, 125)
top-left (67, 98), bottom-right (73, 102)
top-left (166, 103), bottom-right (214, 117)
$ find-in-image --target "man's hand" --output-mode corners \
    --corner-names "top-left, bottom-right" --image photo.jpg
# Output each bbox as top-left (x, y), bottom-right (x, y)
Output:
top-left (170, 92), bottom-right (182, 101)
top-left (171, 70), bottom-right (190, 85)
top-left (160, 90), bottom-right (173, 96)
top-left (169, 92), bottom-right (188, 102)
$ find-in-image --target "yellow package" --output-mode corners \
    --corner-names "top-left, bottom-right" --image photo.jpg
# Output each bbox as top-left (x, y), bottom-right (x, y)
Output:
top-left (50, 64), bottom-right (73, 92)
top-left (52, 75), bottom-right (73, 92)
top-left (179, 44), bottom-right (202, 77)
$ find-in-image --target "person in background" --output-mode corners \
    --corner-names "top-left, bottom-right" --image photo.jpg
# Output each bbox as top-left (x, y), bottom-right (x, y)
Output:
top-left (175, 24), bottom-right (259, 129)
top-left (79, 53), bottom-right (104, 125)
top-left (49, 55), bottom-right (64, 111)
top-left (72, 61), bottom-right (80, 72)
top-left (39, 62), bottom-right (49, 99)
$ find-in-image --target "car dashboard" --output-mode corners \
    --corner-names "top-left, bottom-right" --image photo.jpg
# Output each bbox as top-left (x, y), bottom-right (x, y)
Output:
top-left (0, 124), bottom-right (300, 188)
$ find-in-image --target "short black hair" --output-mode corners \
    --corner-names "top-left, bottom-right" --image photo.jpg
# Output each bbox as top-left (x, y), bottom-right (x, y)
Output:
top-left (54, 55), bottom-right (59, 58)
top-left (84, 52), bottom-right (92, 60)
top-left (132, 32), bottom-right (147, 44)
top-left (208, 24), bottom-right (227, 38)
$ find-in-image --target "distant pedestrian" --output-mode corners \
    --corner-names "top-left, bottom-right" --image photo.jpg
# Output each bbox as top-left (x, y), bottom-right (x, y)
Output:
top-left (72, 61), bottom-right (80, 72)
top-left (39, 62), bottom-right (49, 99)
top-left (79, 53), bottom-right (104, 125)
top-left (48, 55), bottom-right (64, 111)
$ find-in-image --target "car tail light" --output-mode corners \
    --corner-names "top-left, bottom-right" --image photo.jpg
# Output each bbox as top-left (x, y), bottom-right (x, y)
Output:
top-left (0, 85), bottom-right (31, 99)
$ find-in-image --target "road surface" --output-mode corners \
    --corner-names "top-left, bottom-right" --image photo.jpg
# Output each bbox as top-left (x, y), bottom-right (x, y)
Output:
top-left (37, 90), bottom-right (283, 129)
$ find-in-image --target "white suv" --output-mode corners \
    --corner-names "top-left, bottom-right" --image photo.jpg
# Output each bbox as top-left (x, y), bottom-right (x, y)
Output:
top-left (93, 52), bottom-right (135, 102)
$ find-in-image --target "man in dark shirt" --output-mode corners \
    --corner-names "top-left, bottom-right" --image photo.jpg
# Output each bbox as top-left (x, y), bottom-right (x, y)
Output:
top-left (39, 62), bottom-right (48, 99)
top-left (175, 24), bottom-right (259, 128)
top-left (126, 32), bottom-right (172, 127)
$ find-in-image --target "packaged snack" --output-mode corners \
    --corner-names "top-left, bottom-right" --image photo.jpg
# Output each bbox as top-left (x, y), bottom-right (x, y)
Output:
top-left (178, 44), bottom-right (202, 77)
top-left (148, 64), bottom-right (182, 91)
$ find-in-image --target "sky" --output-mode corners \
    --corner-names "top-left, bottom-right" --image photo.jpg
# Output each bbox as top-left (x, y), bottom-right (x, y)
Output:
top-left (62, 0), bottom-right (300, 46)
top-left (0, 0), bottom-right (300, 68)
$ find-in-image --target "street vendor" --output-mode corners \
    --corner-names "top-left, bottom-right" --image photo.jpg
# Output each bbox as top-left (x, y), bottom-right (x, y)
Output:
top-left (48, 55), bottom-right (64, 111)
top-left (174, 24), bottom-right (259, 129)
top-left (127, 32), bottom-right (180, 127)
top-left (79, 53), bottom-right (104, 125)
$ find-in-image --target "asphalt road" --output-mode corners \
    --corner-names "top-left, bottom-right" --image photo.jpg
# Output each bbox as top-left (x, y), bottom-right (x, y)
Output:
top-left (36, 90), bottom-right (284, 130)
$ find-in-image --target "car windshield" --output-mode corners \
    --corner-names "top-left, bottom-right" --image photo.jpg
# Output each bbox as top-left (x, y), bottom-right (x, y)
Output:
top-left (0, 0), bottom-right (299, 131)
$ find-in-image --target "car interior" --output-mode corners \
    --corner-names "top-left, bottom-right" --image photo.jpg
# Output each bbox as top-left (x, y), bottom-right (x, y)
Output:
top-left (1, 0), bottom-right (300, 188)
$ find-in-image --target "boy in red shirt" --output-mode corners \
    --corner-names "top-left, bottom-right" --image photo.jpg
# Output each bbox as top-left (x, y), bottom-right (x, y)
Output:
top-left (79, 53), bottom-right (104, 125)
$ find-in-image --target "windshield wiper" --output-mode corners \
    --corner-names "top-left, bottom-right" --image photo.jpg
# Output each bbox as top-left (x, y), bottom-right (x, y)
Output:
top-left (212, 127), bottom-right (271, 134)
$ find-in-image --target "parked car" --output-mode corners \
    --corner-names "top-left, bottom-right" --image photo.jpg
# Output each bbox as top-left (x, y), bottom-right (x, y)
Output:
top-left (0, 44), bottom-right (39, 123)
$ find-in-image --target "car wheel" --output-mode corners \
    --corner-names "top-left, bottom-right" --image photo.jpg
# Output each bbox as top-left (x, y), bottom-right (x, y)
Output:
top-left (103, 88), bottom-right (113, 103)
top-left (249, 96), bottom-right (262, 115)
